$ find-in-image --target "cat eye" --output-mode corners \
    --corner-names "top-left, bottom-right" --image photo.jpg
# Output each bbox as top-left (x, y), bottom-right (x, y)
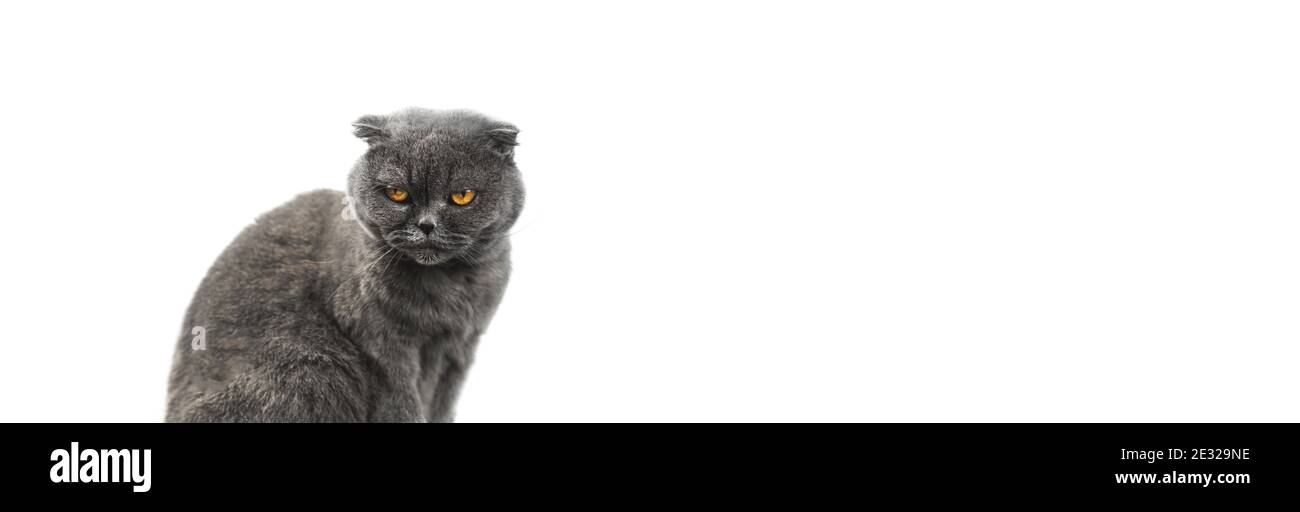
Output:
top-left (450, 190), bottom-right (476, 206)
top-left (384, 187), bottom-right (409, 203)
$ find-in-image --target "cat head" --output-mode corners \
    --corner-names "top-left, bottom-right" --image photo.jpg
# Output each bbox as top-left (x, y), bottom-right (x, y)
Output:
top-left (347, 108), bottom-right (524, 266)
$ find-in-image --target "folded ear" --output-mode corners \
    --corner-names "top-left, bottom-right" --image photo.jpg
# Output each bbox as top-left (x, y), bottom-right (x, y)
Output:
top-left (352, 115), bottom-right (389, 145)
top-left (484, 127), bottom-right (519, 159)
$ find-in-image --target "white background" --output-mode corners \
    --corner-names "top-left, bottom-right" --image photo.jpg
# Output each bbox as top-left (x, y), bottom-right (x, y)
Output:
top-left (1, 1), bottom-right (1297, 422)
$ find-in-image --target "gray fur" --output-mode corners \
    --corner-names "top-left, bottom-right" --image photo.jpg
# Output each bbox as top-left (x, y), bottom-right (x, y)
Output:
top-left (166, 108), bottom-right (523, 422)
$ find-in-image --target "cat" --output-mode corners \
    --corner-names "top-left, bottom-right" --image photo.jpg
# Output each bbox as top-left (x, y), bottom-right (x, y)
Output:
top-left (166, 108), bottom-right (524, 422)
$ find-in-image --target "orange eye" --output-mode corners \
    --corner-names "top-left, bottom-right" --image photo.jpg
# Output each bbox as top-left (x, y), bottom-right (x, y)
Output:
top-left (450, 190), bottom-right (476, 206)
top-left (384, 187), bottom-right (409, 202)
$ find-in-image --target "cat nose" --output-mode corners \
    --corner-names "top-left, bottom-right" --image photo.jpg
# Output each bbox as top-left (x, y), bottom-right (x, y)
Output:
top-left (417, 221), bottom-right (437, 234)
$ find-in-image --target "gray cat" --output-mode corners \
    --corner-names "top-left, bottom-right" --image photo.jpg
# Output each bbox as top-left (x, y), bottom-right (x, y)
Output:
top-left (166, 108), bottom-right (523, 422)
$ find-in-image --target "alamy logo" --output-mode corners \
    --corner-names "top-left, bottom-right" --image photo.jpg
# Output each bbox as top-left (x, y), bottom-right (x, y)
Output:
top-left (341, 194), bottom-right (358, 221)
top-left (191, 325), bottom-right (207, 351)
top-left (49, 442), bottom-right (151, 492)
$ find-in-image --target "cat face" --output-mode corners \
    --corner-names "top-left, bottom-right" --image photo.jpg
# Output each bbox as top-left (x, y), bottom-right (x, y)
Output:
top-left (347, 109), bottom-right (524, 266)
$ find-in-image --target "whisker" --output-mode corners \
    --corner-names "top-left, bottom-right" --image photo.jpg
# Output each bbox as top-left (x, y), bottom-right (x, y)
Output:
top-left (327, 244), bottom-right (397, 304)
top-left (475, 221), bottom-right (532, 241)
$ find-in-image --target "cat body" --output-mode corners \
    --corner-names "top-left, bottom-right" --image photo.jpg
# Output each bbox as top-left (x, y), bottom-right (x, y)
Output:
top-left (166, 108), bottom-right (523, 422)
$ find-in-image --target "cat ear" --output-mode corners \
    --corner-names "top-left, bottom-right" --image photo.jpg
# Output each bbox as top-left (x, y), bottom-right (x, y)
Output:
top-left (484, 127), bottom-right (519, 159)
top-left (352, 115), bottom-right (389, 144)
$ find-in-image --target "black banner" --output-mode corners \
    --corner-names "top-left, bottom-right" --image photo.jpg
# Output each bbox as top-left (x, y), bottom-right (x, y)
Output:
top-left (3, 423), bottom-right (1294, 501)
